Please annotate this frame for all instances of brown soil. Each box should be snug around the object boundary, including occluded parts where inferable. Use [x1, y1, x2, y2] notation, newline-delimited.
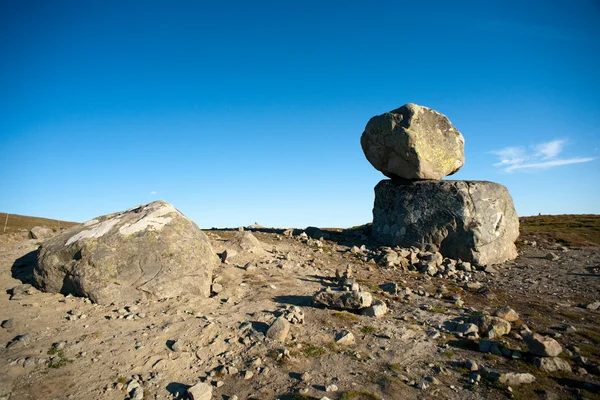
[0, 216, 599, 400]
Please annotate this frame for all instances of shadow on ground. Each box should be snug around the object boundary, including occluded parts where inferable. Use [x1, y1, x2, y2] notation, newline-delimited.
[165, 382, 190, 400]
[11, 249, 38, 284]
[273, 295, 314, 307]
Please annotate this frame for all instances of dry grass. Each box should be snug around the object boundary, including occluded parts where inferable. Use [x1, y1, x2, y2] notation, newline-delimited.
[519, 214, 600, 247]
[0, 212, 78, 235]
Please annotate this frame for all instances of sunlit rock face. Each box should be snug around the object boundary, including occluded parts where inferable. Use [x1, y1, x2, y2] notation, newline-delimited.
[360, 103, 465, 180]
[372, 179, 519, 266]
[35, 201, 219, 304]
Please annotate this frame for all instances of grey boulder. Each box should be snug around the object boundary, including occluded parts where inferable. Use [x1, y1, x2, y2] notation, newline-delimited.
[34, 201, 219, 304]
[360, 103, 465, 180]
[313, 288, 373, 310]
[372, 179, 519, 266]
[224, 231, 266, 259]
[29, 226, 55, 240]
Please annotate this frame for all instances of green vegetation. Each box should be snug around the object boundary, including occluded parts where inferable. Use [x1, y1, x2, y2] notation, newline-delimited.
[360, 326, 376, 335]
[429, 305, 448, 314]
[578, 329, 600, 344]
[302, 344, 327, 358]
[442, 350, 455, 358]
[333, 311, 359, 322]
[341, 391, 382, 400]
[519, 214, 600, 246]
[46, 348, 70, 369]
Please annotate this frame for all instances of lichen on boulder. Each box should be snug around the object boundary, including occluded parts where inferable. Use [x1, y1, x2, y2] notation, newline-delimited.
[34, 201, 219, 304]
[360, 103, 465, 180]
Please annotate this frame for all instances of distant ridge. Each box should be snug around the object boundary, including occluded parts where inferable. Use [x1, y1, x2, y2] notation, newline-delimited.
[0, 212, 79, 235]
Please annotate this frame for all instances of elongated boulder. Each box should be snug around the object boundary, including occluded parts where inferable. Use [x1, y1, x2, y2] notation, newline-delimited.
[372, 180, 519, 265]
[34, 201, 219, 304]
[313, 288, 373, 310]
[361, 103, 465, 180]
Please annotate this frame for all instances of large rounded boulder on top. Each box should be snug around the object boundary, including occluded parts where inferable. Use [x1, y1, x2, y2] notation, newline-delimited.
[372, 180, 519, 266]
[34, 201, 219, 304]
[360, 103, 465, 180]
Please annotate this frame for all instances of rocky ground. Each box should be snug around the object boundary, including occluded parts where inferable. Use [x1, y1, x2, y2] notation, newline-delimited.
[1, 223, 599, 400]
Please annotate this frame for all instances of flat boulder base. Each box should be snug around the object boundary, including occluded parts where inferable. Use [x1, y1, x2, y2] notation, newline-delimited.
[372, 180, 519, 266]
[360, 103, 465, 180]
[34, 201, 220, 305]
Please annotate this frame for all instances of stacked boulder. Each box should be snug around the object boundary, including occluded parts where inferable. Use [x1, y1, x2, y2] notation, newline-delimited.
[361, 103, 519, 265]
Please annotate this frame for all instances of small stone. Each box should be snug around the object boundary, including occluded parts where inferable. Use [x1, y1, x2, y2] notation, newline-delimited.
[361, 300, 387, 318]
[243, 370, 254, 380]
[187, 382, 212, 400]
[215, 380, 224, 388]
[455, 323, 478, 335]
[465, 360, 479, 372]
[335, 330, 356, 345]
[545, 252, 559, 261]
[491, 371, 536, 386]
[494, 306, 520, 322]
[266, 316, 290, 342]
[524, 333, 562, 357]
[171, 340, 184, 352]
[211, 283, 223, 294]
[130, 387, 144, 400]
[325, 384, 338, 392]
[533, 357, 572, 372]
[300, 372, 311, 382]
[585, 301, 600, 311]
[475, 315, 511, 339]
[1, 319, 15, 329]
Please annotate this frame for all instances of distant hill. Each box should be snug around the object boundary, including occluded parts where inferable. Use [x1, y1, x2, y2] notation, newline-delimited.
[0, 212, 79, 235]
[519, 214, 600, 247]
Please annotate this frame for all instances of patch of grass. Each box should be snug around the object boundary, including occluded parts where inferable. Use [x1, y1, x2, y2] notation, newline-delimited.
[290, 395, 318, 400]
[429, 305, 447, 314]
[48, 358, 69, 369]
[326, 342, 343, 353]
[484, 353, 499, 361]
[558, 309, 583, 321]
[47, 347, 59, 356]
[387, 363, 403, 374]
[519, 214, 600, 247]
[578, 343, 600, 358]
[341, 391, 382, 400]
[454, 366, 471, 374]
[442, 350, 455, 358]
[46, 348, 70, 369]
[116, 377, 128, 385]
[360, 326, 376, 335]
[333, 311, 359, 322]
[302, 344, 327, 358]
[578, 329, 600, 344]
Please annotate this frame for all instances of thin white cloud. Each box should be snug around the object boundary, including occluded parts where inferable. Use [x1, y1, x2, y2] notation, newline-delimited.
[150, 191, 157, 195]
[505, 157, 595, 172]
[534, 139, 566, 159]
[492, 139, 595, 173]
[492, 146, 526, 167]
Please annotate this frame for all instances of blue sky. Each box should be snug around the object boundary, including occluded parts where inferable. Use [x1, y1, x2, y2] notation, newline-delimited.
[1, 0, 599, 228]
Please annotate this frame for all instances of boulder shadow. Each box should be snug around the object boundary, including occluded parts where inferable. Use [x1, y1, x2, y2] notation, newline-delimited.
[11, 249, 39, 285]
[273, 295, 314, 307]
[165, 382, 190, 399]
[552, 377, 599, 394]
[250, 321, 270, 334]
[276, 394, 319, 400]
